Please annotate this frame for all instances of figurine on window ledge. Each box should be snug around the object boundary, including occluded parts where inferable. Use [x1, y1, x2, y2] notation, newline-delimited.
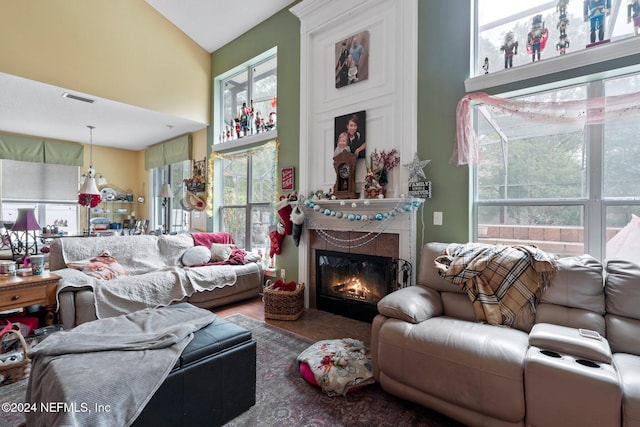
[500, 31, 518, 69]
[584, 0, 611, 44]
[628, 0, 640, 35]
[527, 14, 549, 62]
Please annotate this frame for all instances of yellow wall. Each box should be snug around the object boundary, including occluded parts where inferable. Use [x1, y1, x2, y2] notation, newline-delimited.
[0, 0, 211, 124]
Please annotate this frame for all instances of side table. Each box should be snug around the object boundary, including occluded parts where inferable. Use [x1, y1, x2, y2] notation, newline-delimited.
[0, 271, 60, 326]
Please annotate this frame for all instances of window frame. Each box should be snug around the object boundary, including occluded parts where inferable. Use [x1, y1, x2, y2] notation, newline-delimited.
[470, 3, 640, 259]
[150, 160, 191, 234]
[212, 49, 278, 253]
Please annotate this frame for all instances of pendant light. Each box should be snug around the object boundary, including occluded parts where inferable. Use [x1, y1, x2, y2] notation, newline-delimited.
[78, 125, 102, 208]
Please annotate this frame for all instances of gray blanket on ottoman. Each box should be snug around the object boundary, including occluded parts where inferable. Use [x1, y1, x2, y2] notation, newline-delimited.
[25, 304, 215, 427]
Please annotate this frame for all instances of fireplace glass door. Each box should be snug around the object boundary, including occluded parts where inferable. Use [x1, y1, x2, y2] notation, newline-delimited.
[316, 250, 393, 322]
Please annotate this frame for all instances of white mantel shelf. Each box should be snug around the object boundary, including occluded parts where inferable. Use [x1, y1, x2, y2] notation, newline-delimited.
[300, 197, 424, 233]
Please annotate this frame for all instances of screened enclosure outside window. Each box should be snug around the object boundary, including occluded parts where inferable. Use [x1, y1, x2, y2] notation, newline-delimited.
[473, 75, 640, 259]
[220, 144, 276, 252]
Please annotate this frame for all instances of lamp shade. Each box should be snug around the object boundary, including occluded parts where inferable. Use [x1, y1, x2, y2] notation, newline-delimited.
[79, 177, 100, 196]
[11, 209, 41, 232]
[158, 183, 174, 199]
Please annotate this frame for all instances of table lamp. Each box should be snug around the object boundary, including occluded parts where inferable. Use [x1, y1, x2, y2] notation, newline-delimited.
[10, 208, 41, 263]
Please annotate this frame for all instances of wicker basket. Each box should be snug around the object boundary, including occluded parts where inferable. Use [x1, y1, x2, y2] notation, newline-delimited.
[0, 324, 31, 386]
[263, 281, 305, 321]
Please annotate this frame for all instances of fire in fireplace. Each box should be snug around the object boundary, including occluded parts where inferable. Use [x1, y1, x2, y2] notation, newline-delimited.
[315, 250, 394, 323]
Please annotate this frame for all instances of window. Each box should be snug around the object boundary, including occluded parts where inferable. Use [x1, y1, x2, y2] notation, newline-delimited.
[217, 52, 277, 144]
[213, 50, 278, 254]
[219, 143, 276, 251]
[476, 0, 634, 77]
[150, 161, 191, 234]
[1, 160, 79, 233]
[471, 3, 640, 260]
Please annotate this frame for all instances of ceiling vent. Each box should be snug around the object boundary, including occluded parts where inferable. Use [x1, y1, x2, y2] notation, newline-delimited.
[62, 92, 95, 104]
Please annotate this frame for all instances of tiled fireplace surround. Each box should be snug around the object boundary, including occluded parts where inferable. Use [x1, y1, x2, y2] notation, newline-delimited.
[299, 198, 418, 312]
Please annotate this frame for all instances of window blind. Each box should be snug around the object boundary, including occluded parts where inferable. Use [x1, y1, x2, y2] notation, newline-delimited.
[1, 160, 79, 202]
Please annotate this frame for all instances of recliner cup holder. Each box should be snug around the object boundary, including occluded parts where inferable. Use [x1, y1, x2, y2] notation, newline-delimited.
[540, 349, 561, 358]
[575, 359, 600, 368]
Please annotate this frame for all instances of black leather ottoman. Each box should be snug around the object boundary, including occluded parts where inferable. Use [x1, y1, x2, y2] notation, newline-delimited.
[133, 315, 256, 427]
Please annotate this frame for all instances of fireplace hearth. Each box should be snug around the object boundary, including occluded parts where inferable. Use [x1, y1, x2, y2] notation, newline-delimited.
[316, 250, 394, 323]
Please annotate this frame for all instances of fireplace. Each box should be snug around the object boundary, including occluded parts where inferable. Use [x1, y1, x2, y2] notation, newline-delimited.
[315, 250, 394, 323]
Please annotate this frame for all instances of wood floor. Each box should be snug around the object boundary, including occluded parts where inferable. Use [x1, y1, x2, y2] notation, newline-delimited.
[211, 296, 373, 347]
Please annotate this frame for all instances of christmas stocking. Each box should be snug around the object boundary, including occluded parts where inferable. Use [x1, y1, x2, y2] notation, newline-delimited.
[269, 229, 285, 258]
[275, 197, 293, 235]
[290, 206, 305, 246]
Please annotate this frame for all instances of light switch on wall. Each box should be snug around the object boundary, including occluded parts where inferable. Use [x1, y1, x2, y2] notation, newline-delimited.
[434, 211, 443, 226]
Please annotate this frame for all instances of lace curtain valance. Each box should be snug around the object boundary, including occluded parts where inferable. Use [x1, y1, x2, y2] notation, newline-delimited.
[453, 91, 640, 166]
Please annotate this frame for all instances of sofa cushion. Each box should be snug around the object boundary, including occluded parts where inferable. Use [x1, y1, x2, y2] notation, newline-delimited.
[210, 243, 235, 262]
[159, 234, 195, 266]
[67, 251, 128, 280]
[377, 285, 442, 323]
[376, 316, 529, 423]
[182, 246, 212, 267]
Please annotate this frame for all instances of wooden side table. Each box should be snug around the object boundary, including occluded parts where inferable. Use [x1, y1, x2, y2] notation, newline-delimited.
[0, 271, 60, 326]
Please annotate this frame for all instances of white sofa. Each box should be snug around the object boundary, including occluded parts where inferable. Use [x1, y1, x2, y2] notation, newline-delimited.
[51, 233, 263, 328]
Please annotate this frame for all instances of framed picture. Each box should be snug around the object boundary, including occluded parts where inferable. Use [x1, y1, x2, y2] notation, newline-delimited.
[335, 30, 370, 89]
[334, 110, 366, 159]
[281, 167, 295, 191]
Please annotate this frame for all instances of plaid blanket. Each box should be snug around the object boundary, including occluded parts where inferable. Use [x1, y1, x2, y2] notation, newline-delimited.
[434, 243, 558, 327]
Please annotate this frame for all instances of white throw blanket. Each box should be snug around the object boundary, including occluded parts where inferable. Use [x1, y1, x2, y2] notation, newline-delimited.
[26, 304, 216, 427]
[55, 265, 237, 319]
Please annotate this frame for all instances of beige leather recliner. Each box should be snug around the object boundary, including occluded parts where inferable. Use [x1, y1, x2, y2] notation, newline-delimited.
[371, 242, 633, 427]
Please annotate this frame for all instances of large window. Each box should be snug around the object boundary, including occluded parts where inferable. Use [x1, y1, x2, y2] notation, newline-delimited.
[472, 3, 640, 260]
[1, 160, 78, 234]
[219, 144, 276, 251]
[476, 0, 635, 77]
[150, 161, 191, 234]
[217, 52, 277, 143]
[213, 50, 278, 254]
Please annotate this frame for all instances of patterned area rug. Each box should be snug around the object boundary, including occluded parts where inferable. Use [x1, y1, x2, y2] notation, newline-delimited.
[223, 314, 464, 427]
[0, 314, 464, 427]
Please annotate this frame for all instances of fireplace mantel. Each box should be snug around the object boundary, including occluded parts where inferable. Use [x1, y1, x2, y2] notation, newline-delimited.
[299, 197, 423, 233]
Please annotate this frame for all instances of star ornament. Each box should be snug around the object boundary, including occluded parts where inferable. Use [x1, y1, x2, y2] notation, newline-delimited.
[404, 153, 430, 182]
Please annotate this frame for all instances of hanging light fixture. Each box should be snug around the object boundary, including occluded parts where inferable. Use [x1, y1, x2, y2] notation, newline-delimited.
[78, 125, 102, 208]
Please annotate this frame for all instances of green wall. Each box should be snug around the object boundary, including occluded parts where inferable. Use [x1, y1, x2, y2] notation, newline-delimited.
[209, 3, 301, 280]
[209, 0, 472, 279]
[417, 0, 471, 245]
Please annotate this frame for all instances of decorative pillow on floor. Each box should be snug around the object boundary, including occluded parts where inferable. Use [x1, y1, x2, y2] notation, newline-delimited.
[297, 338, 375, 396]
[67, 251, 128, 280]
[182, 245, 212, 266]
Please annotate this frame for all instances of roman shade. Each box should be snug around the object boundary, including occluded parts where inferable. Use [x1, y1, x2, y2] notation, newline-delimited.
[0, 134, 83, 166]
[1, 159, 79, 202]
[145, 135, 192, 170]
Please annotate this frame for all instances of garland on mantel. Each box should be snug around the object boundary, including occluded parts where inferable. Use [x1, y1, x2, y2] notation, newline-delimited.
[300, 196, 424, 249]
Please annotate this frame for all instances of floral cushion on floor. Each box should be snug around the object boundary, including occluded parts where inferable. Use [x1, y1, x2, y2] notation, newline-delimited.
[297, 338, 374, 396]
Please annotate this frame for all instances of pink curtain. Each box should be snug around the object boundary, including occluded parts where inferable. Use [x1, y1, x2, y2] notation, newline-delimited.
[453, 91, 640, 166]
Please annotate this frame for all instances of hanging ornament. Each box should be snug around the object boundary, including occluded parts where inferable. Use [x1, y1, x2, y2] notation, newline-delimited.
[403, 153, 430, 183]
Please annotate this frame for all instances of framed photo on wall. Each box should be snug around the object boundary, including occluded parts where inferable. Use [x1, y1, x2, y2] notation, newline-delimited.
[334, 110, 366, 159]
[335, 30, 370, 89]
